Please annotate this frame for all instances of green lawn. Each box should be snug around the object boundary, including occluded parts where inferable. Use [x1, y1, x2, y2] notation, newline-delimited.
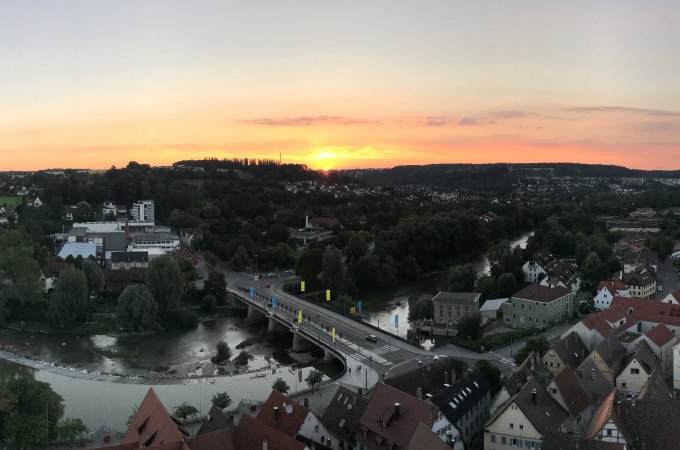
[0, 196, 21, 210]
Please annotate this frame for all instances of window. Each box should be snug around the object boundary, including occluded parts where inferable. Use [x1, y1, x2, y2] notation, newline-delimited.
[631, 368, 640, 374]
[490, 434, 497, 443]
[510, 423, 514, 429]
[606, 429, 612, 437]
[519, 425, 524, 430]
[512, 438, 518, 446]
[502, 437, 507, 445]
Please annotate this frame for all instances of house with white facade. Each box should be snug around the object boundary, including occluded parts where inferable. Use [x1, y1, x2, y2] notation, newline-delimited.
[429, 371, 491, 450]
[621, 250, 658, 274]
[484, 378, 568, 450]
[594, 280, 630, 310]
[663, 290, 680, 304]
[546, 366, 593, 436]
[522, 249, 581, 292]
[615, 340, 660, 397]
[624, 268, 656, 299]
[542, 331, 589, 375]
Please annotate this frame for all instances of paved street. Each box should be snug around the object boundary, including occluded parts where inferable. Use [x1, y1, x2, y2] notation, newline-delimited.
[655, 260, 680, 300]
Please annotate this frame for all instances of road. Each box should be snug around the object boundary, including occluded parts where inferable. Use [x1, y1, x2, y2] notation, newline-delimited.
[212, 262, 576, 383]
[654, 260, 680, 300]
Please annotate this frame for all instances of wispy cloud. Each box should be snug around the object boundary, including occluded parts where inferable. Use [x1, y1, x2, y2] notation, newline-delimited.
[240, 116, 377, 126]
[424, 116, 450, 127]
[566, 106, 680, 117]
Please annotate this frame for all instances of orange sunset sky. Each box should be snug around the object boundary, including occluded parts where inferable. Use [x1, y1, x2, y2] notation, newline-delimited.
[1, 1, 680, 171]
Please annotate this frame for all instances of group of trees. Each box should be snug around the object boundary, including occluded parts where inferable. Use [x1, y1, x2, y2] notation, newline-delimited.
[0, 376, 88, 448]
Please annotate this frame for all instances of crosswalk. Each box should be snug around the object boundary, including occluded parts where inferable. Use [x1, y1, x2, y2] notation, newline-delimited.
[499, 357, 516, 366]
[350, 352, 368, 361]
[382, 344, 400, 352]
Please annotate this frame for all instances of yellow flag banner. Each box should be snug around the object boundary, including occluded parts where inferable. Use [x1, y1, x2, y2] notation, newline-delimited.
[332, 327, 336, 342]
[326, 289, 331, 301]
[349, 307, 356, 314]
[297, 310, 302, 324]
[300, 281, 305, 292]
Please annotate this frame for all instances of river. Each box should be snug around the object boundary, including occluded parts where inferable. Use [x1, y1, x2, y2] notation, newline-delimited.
[0, 232, 533, 433]
[361, 231, 534, 339]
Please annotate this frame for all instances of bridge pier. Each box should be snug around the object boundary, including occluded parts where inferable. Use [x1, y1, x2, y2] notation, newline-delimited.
[292, 331, 316, 353]
[246, 305, 266, 323]
[323, 349, 335, 362]
[268, 316, 287, 333]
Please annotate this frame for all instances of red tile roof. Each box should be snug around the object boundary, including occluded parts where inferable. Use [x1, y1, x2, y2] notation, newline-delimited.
[186, 428, 233, 450]
[611, 296, 680, 327]
[404, 422, 452, 450]
[512, 283, 572, 303]
[553, 366, 592, 416]
[359, 382, 440, 450]
[122, 388, 187, 448]
[256, 390, 309, 438]
[232, 415, 305, 450]
[581, 304, 632, 338]
[597, 280, 627, 293]
[586, 390, 620, 439]
[645, 323, 675, 347]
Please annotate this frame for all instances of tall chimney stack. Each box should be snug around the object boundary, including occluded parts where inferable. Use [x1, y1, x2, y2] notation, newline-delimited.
[394, 403, 401, 419]
[273, 406, 279, 422]
[416, 387, 423, 400]
[532, 389, 537, 405]
[262, 439, 268, 450]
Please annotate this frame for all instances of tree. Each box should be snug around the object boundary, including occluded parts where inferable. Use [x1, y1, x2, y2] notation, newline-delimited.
[265, 224, 290, 245]
[116, 285, 160, 332]
[176, 257, 198, 282]
[173, 403, 199, 420]
[320, 247, 346, 292]
[295, 247, 323, 285]
[647, 235, 674, 259]
[305, 370, 324, 390]
[211, 392, 232, 410]
[447, 264, 477, 292]
[475, 276, 497, 301]
[48, 267, 89, 328]
[82, 258, 104, 292]
[475, 360, 503, 395]
[55, 418, 89, 444]
[496, 272, 520, 297]
[230, 246, 251, 270]
[0, 245, 43, 308]
[233, 351, 251, 366]
[202, 294, 217, 313]
[211, 341, 231, 364]
[272, 378, 290, 394]
[203, 271, 226, 302]
[514, 337, 550, 365]
[345, 234, 368, 262]
[147, 255, 185, 313]
[458, 313, 482, 340]
[408, 296, 434, 321]
[2, 377, 66, 447]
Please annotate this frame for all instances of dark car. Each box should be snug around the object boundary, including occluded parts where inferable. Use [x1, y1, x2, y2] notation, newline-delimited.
[366, 334, 378, 343]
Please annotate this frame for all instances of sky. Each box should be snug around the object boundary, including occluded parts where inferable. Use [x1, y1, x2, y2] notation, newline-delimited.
[1, 1, 680, 171]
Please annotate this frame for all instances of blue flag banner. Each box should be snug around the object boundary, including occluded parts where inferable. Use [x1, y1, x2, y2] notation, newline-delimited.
[394, 314, 399, 328]
[249, 287, 254, 297]
[357, 301, 362, 313]
[272, 297, 277, 309]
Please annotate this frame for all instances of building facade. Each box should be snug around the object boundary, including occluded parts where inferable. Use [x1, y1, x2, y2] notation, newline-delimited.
[502, 284, 574, 329]
[131, 200, 155, 223]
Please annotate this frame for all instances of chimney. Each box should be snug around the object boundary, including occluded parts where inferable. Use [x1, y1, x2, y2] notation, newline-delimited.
[305, 215, 309, 228]
[532, 389, 537, 405]
[358, 387, 363, 397]
[444, 371, 448, 385]
[303, 398, 309, 407]
[262, 439, 268, 450]
[273, 406, 279, 422]
[416, 387, 423, 400]
[591, 368, 595, 380]
[394, 403, 401, 419]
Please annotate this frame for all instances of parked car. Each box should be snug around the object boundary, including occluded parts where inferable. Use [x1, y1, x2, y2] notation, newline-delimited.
[365, 334, 378, 343]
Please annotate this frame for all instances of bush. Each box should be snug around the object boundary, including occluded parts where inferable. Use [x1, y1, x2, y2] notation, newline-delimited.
[166, 309, 199, 328]
[202, 295, 217, 313]
[233, 351, 251, 366]
[211, 341, 231, 364]
[272, 378, 290, 394]
[211, 392, 232, 409]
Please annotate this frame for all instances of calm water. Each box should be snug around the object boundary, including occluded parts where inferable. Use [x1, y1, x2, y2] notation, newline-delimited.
[0, 357, 326, 432]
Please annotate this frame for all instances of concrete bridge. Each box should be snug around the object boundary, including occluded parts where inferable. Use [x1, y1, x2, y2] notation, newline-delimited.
[227, 275, 434, 390]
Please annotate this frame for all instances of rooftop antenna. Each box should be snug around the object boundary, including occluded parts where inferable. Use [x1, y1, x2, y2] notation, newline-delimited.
[279, 151, 282, 165]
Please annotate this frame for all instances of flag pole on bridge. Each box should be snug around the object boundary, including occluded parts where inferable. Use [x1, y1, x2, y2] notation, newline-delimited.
[298, 310, 302, 324]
